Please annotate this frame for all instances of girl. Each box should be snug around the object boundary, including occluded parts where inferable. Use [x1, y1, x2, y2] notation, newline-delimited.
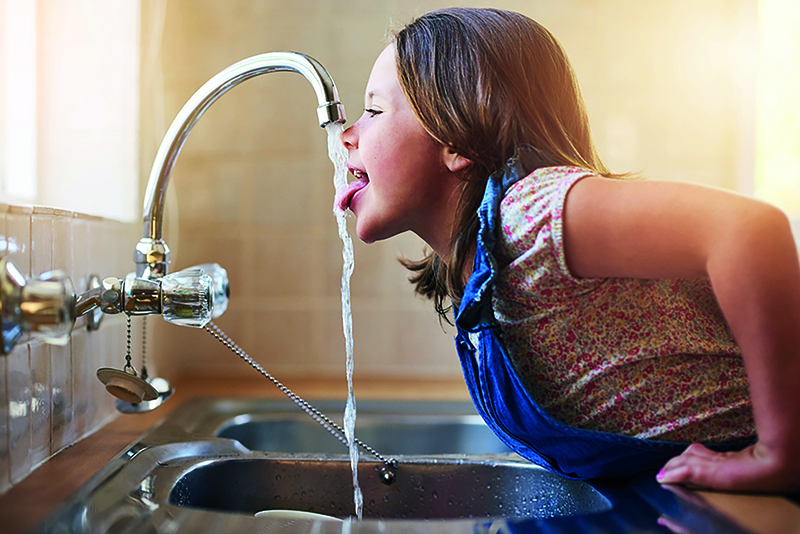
[337, 7, 800, 493]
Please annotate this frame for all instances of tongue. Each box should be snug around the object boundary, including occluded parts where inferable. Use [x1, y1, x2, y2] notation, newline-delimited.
[336, 178, 368, 211]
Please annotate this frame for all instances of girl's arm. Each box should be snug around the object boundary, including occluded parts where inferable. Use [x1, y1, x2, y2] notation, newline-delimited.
[562, 177, 800, 492]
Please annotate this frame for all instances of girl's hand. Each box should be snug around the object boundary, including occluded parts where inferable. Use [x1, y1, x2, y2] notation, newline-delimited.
[657, 443, 800, 493]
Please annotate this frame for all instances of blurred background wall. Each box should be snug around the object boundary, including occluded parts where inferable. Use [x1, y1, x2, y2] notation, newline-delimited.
[137, 0, 774, 382]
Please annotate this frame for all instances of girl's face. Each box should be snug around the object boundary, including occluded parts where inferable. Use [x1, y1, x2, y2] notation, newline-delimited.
[339, 45, 463, 254]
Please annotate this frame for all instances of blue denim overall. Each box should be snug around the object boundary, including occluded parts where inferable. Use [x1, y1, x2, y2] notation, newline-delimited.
[454, 146, 751, 480]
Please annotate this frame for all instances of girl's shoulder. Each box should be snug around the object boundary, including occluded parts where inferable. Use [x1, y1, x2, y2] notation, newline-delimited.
[497, 166, 596, 271]
[501, 165, 595, 219]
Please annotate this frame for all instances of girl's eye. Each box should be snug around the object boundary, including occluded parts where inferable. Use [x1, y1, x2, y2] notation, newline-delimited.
[365, 108, 382, 117]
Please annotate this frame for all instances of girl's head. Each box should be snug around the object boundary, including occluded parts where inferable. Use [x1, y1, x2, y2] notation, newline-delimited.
[393, 7, 607, 180]
[344, 8, 608, 320]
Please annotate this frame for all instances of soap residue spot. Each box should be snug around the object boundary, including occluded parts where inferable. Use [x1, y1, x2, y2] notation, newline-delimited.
[327, 122, 363, 520]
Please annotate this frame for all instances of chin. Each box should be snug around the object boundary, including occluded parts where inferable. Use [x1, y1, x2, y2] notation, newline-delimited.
[354, 218, 396, 245]
[354, 220, 377, 244]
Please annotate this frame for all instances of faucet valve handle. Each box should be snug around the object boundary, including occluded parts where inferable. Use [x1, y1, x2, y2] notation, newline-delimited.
[0, 257, 76, 353]
[22, 269, 76, 345]
[76, 267, 223, 328]
[184, 263, 229, 318]
[160, 269, 214, 327]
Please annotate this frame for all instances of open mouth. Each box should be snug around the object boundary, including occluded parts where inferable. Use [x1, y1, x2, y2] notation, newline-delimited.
[336, 168, 370, 211]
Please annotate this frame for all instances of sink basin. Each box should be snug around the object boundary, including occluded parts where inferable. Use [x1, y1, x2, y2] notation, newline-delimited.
[32, 397, 755, 533]
[169, 456, 609, 520]
[173, 400, 608, 520]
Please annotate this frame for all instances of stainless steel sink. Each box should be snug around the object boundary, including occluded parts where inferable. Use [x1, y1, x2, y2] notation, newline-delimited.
[32, 397, 754, 533]
[168, 456, 608, 520]
[164, 398, 611, 520]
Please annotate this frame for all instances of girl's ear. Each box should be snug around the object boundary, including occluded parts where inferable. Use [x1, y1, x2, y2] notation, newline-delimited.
[442, 145, 472, 173]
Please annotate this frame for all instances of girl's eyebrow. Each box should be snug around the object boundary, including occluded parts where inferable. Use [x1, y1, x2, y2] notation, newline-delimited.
[366, 90, 390, 103]
[365, 90, 380, 107]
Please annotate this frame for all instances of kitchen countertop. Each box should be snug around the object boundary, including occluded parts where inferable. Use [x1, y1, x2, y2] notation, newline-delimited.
[1, 375, 799, 533]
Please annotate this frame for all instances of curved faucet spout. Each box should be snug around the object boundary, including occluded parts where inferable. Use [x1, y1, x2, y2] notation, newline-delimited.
[136, 52, 346, 278]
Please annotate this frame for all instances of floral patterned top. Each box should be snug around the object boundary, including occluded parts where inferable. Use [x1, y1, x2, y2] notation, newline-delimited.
[492, 166, 755, 442]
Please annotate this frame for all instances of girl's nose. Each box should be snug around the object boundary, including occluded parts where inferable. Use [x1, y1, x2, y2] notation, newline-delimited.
[341, 123, 357, 149]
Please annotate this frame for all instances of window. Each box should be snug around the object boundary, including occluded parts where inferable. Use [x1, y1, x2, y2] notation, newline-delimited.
[0, 0, 37, 202]
[0, 0, 140, 222]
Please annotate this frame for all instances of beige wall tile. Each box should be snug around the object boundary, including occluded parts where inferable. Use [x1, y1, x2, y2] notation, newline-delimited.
[31, 207, 53, 275]
[6, 344, 31, 484]
[0, 354, 9, 493]
[6, 206, 32, 278]
[28, 342, 51, 470]
[69, 328, 90, 441]
[250, 235, 325, 298]
[50, 341, 73, 455]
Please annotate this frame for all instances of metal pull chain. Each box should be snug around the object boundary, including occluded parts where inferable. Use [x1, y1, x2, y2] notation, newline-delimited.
[203, 321, 398, 484]
[123, 314, 135, 374]
[140, 317, 149, 381]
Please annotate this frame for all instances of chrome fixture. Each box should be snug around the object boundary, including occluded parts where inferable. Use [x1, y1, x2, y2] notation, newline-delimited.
[75, 265, 228, 327]
[0, 257, 74, 354]
[135, 52, 346, 279]
[0, 257, 229, 355]
[85, 264, 228, 412]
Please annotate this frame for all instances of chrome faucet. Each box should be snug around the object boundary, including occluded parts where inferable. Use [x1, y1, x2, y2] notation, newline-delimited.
[0, 52, 342, 413]
[135, 52, 346, 279]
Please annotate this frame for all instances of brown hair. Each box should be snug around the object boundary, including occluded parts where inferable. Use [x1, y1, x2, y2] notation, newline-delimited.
[394, 8, 613, 322]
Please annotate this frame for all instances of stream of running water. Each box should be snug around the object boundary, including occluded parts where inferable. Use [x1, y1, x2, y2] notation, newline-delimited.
[327, 121, 363, 520]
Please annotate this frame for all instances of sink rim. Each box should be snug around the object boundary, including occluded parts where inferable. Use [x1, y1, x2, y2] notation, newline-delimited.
[213, 411, 517, 457]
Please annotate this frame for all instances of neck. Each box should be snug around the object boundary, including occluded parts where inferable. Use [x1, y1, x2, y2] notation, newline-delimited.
[415, 181, 464, 264]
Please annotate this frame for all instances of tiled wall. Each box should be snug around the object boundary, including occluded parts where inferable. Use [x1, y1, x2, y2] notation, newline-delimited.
[0, 204, 137, 494]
